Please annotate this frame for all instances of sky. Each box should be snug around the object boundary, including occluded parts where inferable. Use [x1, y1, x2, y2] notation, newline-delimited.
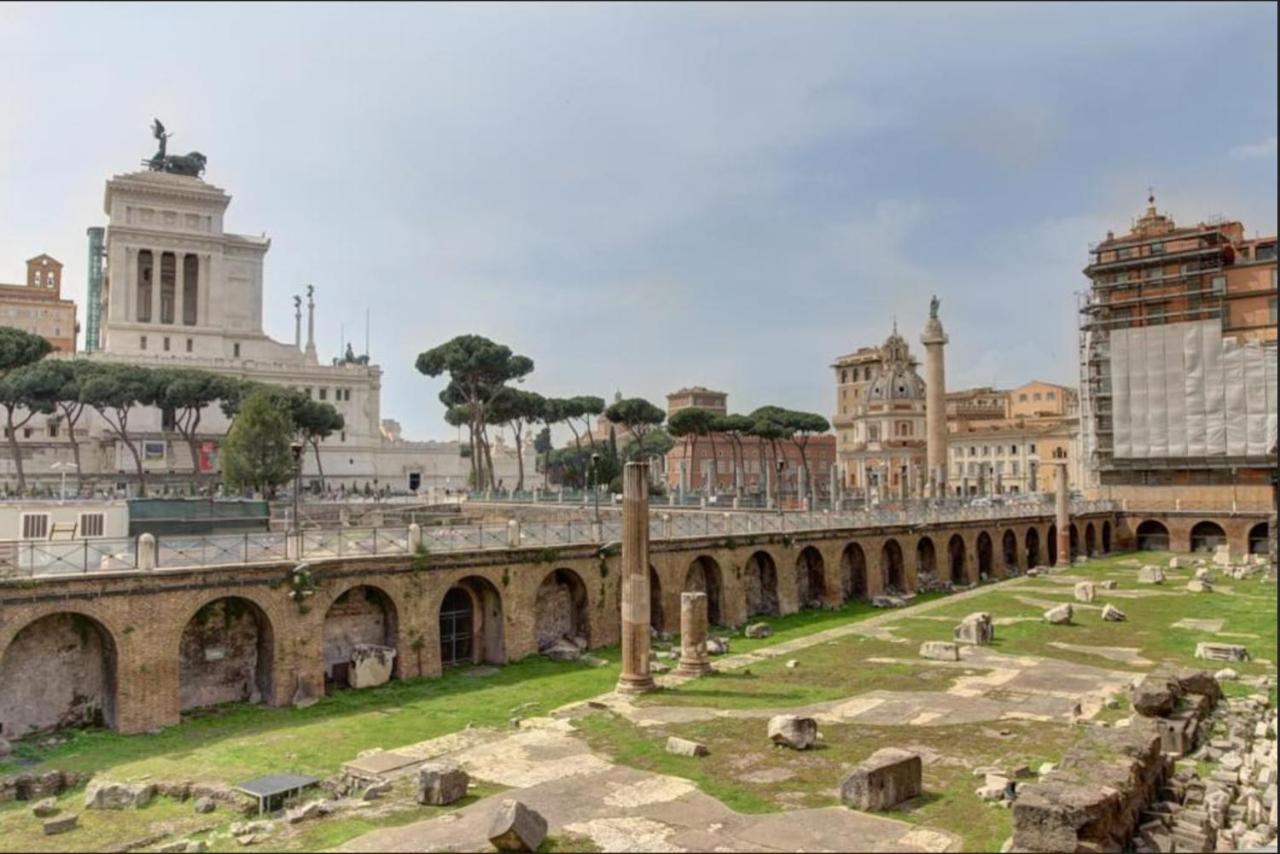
[1, 2, 1276, 442]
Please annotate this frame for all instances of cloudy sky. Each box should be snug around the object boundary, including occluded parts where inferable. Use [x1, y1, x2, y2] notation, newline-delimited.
[1, 2, 1275, 441]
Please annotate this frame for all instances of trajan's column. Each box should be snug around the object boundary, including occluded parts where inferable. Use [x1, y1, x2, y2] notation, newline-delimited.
[921, 296, 949, 497]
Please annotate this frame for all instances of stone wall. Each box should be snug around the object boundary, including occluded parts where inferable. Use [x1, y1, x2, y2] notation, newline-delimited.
[322, 586, 392, 682]
[0, 510, 1122, 736]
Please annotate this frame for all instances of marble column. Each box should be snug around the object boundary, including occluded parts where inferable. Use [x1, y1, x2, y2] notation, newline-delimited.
[1054, 461, 1070, 567]
[174, 254, 185, 328]
[921, 309, 949, 494]
[616, 461, 655, 694]
[675, 591, 713, 677]
[150, 248, 161, 323]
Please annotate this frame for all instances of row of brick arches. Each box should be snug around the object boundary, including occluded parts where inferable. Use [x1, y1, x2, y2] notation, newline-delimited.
[0, 519, 1120, 739]
[1134, 520, 1269, 554]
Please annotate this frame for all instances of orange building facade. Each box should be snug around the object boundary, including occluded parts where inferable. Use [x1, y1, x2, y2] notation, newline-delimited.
[0, 254, 78, 352]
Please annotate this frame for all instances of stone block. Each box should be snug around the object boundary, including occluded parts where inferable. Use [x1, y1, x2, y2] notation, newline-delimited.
[349, 644, 396, 689]
[767, 715, 818, 750]
[666, 737, 708, 757]
[1044, 604, 1072, 625]
[194, 796, 216, 814]
[706, 637, 729, 655]
[744, 622, 772, 639]
[1133, 673, 1182, 717]
[1074, 582, 1096, 603]
[1101, 580, 1118, 590]
[1186, 579, 1213, 593]
[284, 799, 329, 823]
[1196, 643, 1249, 663]
[1138, 566, 1166, 584]
[541, 639, 581, 662]
[920, 641, 960, 661]
[488, 798, 548, 852]
[1213, 545, 1233, 567]
[1102, 603, 1127, 622]
[416, 761, 470, 806]
[954, 612, 994, 645]
[85, 780, 154, 810]
[839, 748, 923, 811]
[42, 814, 77, 835]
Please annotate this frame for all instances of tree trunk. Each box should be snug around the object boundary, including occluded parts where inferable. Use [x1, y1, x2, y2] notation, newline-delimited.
[480, 423, 496, 490]
[310, 437, 326, 490]
[756, 439, 767, 498]
[5, 408, 26, 495]
[792, 437, 811, 506]
[513, 423, 525, 491]
[706, 431, 719, 496]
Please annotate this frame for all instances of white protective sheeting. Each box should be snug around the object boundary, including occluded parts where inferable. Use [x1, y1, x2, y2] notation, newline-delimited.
[1110, 319, 1277, 460]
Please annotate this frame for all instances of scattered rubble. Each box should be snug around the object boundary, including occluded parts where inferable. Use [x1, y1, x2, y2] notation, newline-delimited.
[666, 737, 709, 757]
[839, 748, 923, 811]
[1043, 604, 1073, 625]
[920, 641, 961, 661]
[1102, 603, 1127, 622]
[1195, 642, 1250, 663]
[767, 715, 819, 750]
[954, 612, 994, 646]
[488, 798, 548, 852]
[417, 762, 470, 806]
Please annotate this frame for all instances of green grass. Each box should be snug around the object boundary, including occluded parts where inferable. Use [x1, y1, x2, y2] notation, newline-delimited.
[1, 653, 625, 784]
[0, 789, 215, 853]
[640, 634, 966, 710]
[877, 551, 1277, 676]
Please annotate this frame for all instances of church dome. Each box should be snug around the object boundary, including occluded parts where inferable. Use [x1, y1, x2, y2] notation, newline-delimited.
[867, 332, 926, 402]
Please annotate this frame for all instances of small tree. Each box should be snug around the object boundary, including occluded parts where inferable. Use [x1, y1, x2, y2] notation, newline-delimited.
[293, 396, 344, 491]
[668, 407, 717, 493]
[490, 388, 545, 491]
[714, 413, 755, 495]
[156, 368, 236, 492]
[80, 363, 164, 496]
[0, 328, 53, 493]
[604, 397, 666, 446]
[220, 388, 296, 497]
[781, 409, 831, 502]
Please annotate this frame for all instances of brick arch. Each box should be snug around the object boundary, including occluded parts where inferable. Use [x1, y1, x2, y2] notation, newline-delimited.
[916, 536, 938, 581]
[1189, 520, 1227, 553]
[976, 530, 994, 579]
[946, 533, 967, 584]
[1025, 526, 1043, 568]
[743, 550, 781, 617]
[436, 574, 506, 666]
[794, 546, 827, 610]
[533, 567, 593, 650]
[0, 608, 120, 737]
[321, 584, 402, 688]
[176, 595, 277, 712]
[1084, 523, 1097, 557]
[1102, 520, 1112, 553]
[1002, 529, 1021, 574]
[1248, 521, 1269, 555]
[1135, 519, 1170, 551]
[685, 555, 726, 627]
[881, 538, 906, 593]
[840, 541, 869, 601]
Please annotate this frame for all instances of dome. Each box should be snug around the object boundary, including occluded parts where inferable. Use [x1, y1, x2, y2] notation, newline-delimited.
[866, 332, 926, 402]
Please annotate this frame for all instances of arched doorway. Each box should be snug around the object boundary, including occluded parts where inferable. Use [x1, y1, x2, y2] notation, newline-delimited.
[795, 547, 826, 609]
[686, 556, 724, 626]
[1002, 530, 1018, 574]
[0, 613, 117, 737]
[440, 577, 505, 666]
[1085, 523, 1096, 557]
[649, 566, 663, 631]
[535, 568, 591, 651]
[1047, 525, 1058, 565]
[1136, 520, 1170, 551]
[1248, 522, 1269, 555]
[976, 532, 993, 579]
[1102, 521, 1112, 553]
[1190, 521, 1227, 553]
[916, 537, 937, 580]
[179, 597, 274, 712]
[323, 585, 399, 690]
[947, 534, 967, 584]
[1069, 524, 1080, 559]
[744, 551, 780, 616]
[881, 539, 905, 592]
[1026, 528, 1041, 568]
[841, 543, 867, 601]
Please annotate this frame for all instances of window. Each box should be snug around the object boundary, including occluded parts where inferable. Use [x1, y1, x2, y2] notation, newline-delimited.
[340, 430, 346, 442]
[1151, 242, 1164, 254]
[1211, 275, 1226, 295]
[981, 446, 989, 456]
[1270, 297, 1278, 325]
[22, 427, 33, 439]
[79, 512, 105, 538]
[1011, 461, 1019, 476]
[319, 388, 327, 401]
[1010, 445, 1017, 454]
[161, 408, 176, 430]
[305, 387, 312, 398]
[233, 342, 241, 358]
[1033, 393, 1042, 401]
[1019, 393, 1028, 402]
[140, 335, 147, 350]
[1029, 444, 1037, 454]
[21, 513, 49, 540]
[1257, 243, 1277, 261]
[969, 446, 976, 456]
[163, 336, 170, 351]
[186, 338, 193, 353]
[1046, 391, 1056, 400]
[49, 423, 59, 438]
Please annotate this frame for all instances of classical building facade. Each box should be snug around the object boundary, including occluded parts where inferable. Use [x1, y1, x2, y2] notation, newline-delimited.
[1078, 195, 1277, 510]
[831, 328, 928, 499]
[0, 254, 78, 353]
[3, 147, 536, 495]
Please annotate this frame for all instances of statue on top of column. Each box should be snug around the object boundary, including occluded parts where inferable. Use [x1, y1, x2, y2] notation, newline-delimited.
[143, 119, 207, 178]
[929, 294, 941, 320]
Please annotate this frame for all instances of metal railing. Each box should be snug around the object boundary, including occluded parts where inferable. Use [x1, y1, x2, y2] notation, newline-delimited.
[1, 500, 1119, 578]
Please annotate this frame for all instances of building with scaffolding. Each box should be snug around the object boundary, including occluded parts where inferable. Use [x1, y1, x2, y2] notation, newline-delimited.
[1077, 195, 1277, 510]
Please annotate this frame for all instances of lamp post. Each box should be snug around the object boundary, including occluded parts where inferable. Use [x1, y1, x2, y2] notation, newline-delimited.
[590, 451, 601, 526]
[775, 458, 786, 515]
[289, 440, 305, 536]
[51, 461, 74, 504]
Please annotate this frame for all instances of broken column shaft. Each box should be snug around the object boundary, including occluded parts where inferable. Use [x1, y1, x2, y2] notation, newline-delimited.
[616, 461, 656, 694]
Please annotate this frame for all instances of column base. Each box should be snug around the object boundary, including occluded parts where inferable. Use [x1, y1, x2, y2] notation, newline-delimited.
[674, 660, 714, 678]
[615, 674, 657, 694]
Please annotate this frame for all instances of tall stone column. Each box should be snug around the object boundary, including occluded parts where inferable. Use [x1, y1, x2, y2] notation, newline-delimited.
[305, 285, 317, 361]
[675, 591, 712, 677]
[616, 461, 656, 694]
[922, 304, 949, 495]
[1054, 461, 1070, 567]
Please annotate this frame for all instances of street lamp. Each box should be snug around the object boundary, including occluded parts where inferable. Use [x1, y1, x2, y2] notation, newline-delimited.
[590, 452, 601, 526]
[775, 458, 786, 515]
[289, 440, 305, 535]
